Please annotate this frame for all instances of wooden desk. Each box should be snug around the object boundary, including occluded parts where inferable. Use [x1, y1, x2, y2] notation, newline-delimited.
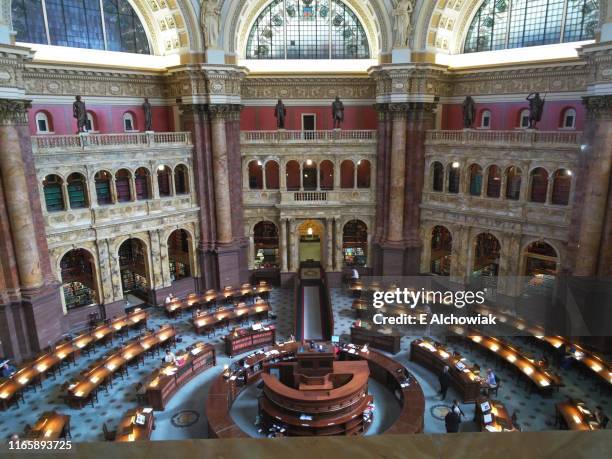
[351, 299, 368, 318]
[556, 400, 602, 431]
[224, 326, 276, 357]
[410, 339, 482, 403]
[193, 301, 270, 335]
[23, 411, 70, 440]
[114, 408, 154, 442]
[451, 326, 562, 394]
[474, 397, 516, 432]
[145, 342, 216, 410]
[350, 323, 401, 354]
[66, 325, 176, 408]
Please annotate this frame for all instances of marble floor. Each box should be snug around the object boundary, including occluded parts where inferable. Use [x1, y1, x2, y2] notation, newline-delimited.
[0, 286, 609, 442]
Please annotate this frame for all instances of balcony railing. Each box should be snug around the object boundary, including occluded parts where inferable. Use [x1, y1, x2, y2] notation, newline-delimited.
[32, 131, 192, 153]
[241, 130, 376, 143]
[426, 130, 582, 146]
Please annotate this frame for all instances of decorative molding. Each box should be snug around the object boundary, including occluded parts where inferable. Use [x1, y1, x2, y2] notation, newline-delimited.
[583, 95, 612, 120]
[241, 77, 375, 100]
[0, 99, 31, 125]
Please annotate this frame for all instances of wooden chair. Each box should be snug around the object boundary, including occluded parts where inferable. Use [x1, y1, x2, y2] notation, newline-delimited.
[488, 378, 501, 398]
[102, 422, 116, 441]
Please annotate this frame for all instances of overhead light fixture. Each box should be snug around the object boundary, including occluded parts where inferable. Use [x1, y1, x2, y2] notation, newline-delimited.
[452, 162, 460, 168]
[306, 159, 312, 166]
[307, 227, 313, 236]
[158, 165, 165, 171]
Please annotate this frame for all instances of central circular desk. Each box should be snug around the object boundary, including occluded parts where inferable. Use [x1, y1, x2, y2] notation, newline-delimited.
[205, 342, 425, 438]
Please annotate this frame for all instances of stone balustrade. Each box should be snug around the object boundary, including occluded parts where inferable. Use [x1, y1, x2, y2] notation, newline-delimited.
[240, 130, 377, 144]
[426, 130, 582, 146]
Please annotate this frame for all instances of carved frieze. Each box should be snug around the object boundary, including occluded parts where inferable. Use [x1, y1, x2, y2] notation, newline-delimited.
[241, 77, 375, 100]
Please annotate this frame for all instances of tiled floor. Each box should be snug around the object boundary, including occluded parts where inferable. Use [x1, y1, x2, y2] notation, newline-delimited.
[0, 287, 608, 441]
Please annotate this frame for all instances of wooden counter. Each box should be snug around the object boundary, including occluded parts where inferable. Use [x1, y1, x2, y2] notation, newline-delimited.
[145, 341, 216, 410]
[23, 411, 70, 440]
[474, 397, 517, 432]
[114, 408, 154, 442]
[556, 400, 603, 431]
[350, 323, 401, 354]
[193, 300, 270, 335]
[410, 339, 482, 403]
[224, 326, 276, 357]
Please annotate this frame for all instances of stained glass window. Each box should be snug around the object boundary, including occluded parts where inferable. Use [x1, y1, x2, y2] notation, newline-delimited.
[464, 0, 599, 53]
[12, 0, 150, 54]
[246, 0, 370, 59]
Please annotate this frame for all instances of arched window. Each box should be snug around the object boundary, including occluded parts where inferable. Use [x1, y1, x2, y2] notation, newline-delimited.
[286, 160, 300, 190]
[123, 112, 135, 132]
[303, 160, 317, 190]
[480, 110, 491, 129]
[486, 165, 501, 198]
[265, 161, 280, 189]
[468, 164, 483, 196]
[174, 165, 189, 195]
[319, 160, 334, 190]
[505, 166, 522, 200]
[254, 221, 279, 269]
[246, 0, 370, 59]
[431, 226, 452, 276]
[115, 169, 132, 202]
[464, 0, 599, 53]
[60, 249, 98, 310]
[35, 112, 51, 133]
[249, 160, 264, 189]
[67, 173, 88, 209]
[342, 220, 367, 267]
[473, 233, 501, 279]
[524, 241, 559, 279]
[134, 167, 150, 200]
[86, 112, 96, 132]
[562, 108, 576, 129]
[340, 160, 355, 188]
[168, 229, 192, 281]
[12, 0, 151, 54]
[551, 169, 572, 205]
[448, 162, 460, 193]
[118, 238, 149, 298]
[157, 165, 172, 197]
[43, 174, 64, 212]
[519, 109, 530, 129]
[356, 159, 371, 188]
[432, 162, 444, 192]
[530, 167, 549, 203]
[94, 171, 113, 205]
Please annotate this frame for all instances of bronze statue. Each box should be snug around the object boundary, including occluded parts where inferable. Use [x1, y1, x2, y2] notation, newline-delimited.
[526, 92, 545, 129]
[332, 96, 344, 129]
[274, 99, 286, 129]
[143, 98, 153, 131]
[73, 95, 87, 133]
[462, 96, 476, 129]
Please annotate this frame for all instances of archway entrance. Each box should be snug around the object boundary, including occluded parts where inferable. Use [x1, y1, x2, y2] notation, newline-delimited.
[472, 233, 501, 287]
[118, 238, 150, 301]
[60, 249, 98, 310]
[168, 229, 192, 282]
[524, 241, 558, 279]
[298, 219, 324, 264]
[431, 226, 452, 275]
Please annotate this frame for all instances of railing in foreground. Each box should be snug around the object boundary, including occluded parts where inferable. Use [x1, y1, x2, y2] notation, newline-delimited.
[241, 130, 376, 142]
[426, 130, 582, 145]
[32, 131, 192, 152]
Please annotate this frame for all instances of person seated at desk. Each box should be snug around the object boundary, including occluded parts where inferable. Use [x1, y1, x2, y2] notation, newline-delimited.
[163, 349, 176, 364]
[164, 294, 175, 304]
[595, 406, 609, 428]
[482, 368, 497, 395]
[351, 268, 360, 282]
[1, 360, 15, 378]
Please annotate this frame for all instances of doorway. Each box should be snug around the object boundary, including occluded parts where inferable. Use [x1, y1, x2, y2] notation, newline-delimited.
[298, 219, 323, 263]
[302, 114, 315, 139]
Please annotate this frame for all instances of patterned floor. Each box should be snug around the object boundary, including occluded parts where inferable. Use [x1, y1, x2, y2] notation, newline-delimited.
[0, 286, 609, 441]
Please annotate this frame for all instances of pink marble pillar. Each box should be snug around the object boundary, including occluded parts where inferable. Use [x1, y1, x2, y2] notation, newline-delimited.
[386, 104, 408, 243]
[209, 106, 233, 244]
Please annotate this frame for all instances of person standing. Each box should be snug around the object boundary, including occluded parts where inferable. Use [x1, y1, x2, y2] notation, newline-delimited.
[439, 365, 450, 400]
[445, 409, 460, 433]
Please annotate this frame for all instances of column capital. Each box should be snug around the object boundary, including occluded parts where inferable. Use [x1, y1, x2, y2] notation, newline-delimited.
[0, 99, 30, 125]
[583, 95, 612, 120]
[208, 104, 243, 121]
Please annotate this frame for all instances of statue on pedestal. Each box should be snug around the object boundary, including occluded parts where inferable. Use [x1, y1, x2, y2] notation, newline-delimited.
[462, 96, 476, 129]
[392, 0, 414, 47]
[73, 95, 87, 133]
[526, 92, 545, 129]
[332, 96, 344, 129]
[274, 99, 286, 129]
[200, 0, 220, 48]
[142, 97, 153, 131]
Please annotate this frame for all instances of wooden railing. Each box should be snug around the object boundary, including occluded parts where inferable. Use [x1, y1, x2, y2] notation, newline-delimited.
[241, 130, 376, 143]
[293, 192, 328, 202]
[32, 131, 192, 152]
[426, 130, 582, 145]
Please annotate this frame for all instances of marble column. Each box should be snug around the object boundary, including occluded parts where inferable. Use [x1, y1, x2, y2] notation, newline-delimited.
[387, 104, 408, 242]
[326, 218, 333, 271]
[151, 164, 160, 199]
[209, 106, 233, 244]
[248, 235, 255, 270]
[334, 216, 343, 271]
[129, 175, 137, 202]
[61, 182, 71, 210]
[280, 218, 288, 272]
[97, 239, 114, 304]
[158, 229, 171, 287]
[450, 226, 470, 285]
[289, 219, 298, 272]
[149, 230, 164, 289]
[574, 96, 612, 275]
[0, 100, 43, 290]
